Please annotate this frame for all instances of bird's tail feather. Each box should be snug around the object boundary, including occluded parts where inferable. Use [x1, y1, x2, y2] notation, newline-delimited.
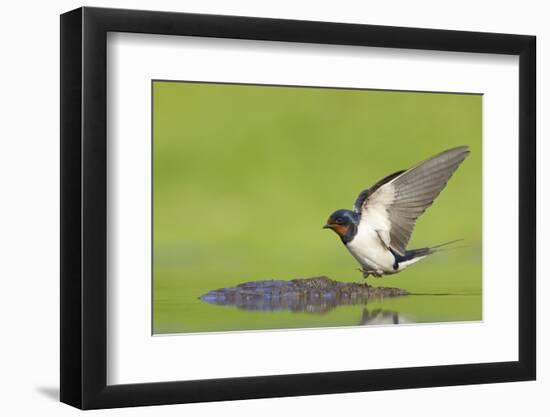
[429, 238, 464, 251]
[398, 239, 464, 262]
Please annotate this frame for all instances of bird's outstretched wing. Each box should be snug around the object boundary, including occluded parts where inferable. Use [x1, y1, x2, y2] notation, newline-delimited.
[353, 146, 470, 256]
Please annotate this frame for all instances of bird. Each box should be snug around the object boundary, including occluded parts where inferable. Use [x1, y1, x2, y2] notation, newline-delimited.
[323, 146, 470, 278]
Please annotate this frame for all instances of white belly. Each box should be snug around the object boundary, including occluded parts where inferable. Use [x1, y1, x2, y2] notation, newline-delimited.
[345, 223, 396, 273]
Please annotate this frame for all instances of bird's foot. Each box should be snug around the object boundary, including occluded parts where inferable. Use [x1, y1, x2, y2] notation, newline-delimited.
[356, 268, 371, 286]
[358, 267, 384, 278]
[357, 268, 370, 279]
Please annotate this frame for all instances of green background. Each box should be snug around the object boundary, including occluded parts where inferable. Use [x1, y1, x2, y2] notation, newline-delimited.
[153, 81, 482, 334]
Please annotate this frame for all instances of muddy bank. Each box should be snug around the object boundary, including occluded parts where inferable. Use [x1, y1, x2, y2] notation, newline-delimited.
[199, 276, 407, 314]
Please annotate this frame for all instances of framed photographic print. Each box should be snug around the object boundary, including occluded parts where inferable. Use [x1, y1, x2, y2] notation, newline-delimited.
[60, 6, 536, 409]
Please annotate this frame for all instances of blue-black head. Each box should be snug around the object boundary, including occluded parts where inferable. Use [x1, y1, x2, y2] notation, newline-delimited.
[323, 209, 359, 244]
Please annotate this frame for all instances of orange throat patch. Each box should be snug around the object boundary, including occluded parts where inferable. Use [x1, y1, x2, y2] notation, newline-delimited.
[329, 223, 349, 238]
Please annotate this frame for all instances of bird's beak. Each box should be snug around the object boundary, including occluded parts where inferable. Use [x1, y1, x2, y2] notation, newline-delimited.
[323, 223, 333, 229]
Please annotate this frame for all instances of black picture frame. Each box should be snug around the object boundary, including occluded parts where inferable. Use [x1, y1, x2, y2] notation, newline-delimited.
[60, 6, 536, 410]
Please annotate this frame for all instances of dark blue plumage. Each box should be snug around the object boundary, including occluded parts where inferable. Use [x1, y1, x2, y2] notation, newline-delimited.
[323, 209, 359, 244]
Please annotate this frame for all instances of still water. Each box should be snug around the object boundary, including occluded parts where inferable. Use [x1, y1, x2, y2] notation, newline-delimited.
[153, 280, 481, 334]
[153, 245, 482, 335]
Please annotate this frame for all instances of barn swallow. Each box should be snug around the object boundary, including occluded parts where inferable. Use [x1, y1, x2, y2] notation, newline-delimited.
[323, 146, 470, 278]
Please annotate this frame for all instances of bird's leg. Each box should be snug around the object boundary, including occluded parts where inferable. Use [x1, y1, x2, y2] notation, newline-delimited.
[357, 268, 369, 278]
[357, 268, 373, 287]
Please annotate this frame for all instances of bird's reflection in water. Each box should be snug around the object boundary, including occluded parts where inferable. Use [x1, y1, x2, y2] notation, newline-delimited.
[360, 308, 414, 325]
